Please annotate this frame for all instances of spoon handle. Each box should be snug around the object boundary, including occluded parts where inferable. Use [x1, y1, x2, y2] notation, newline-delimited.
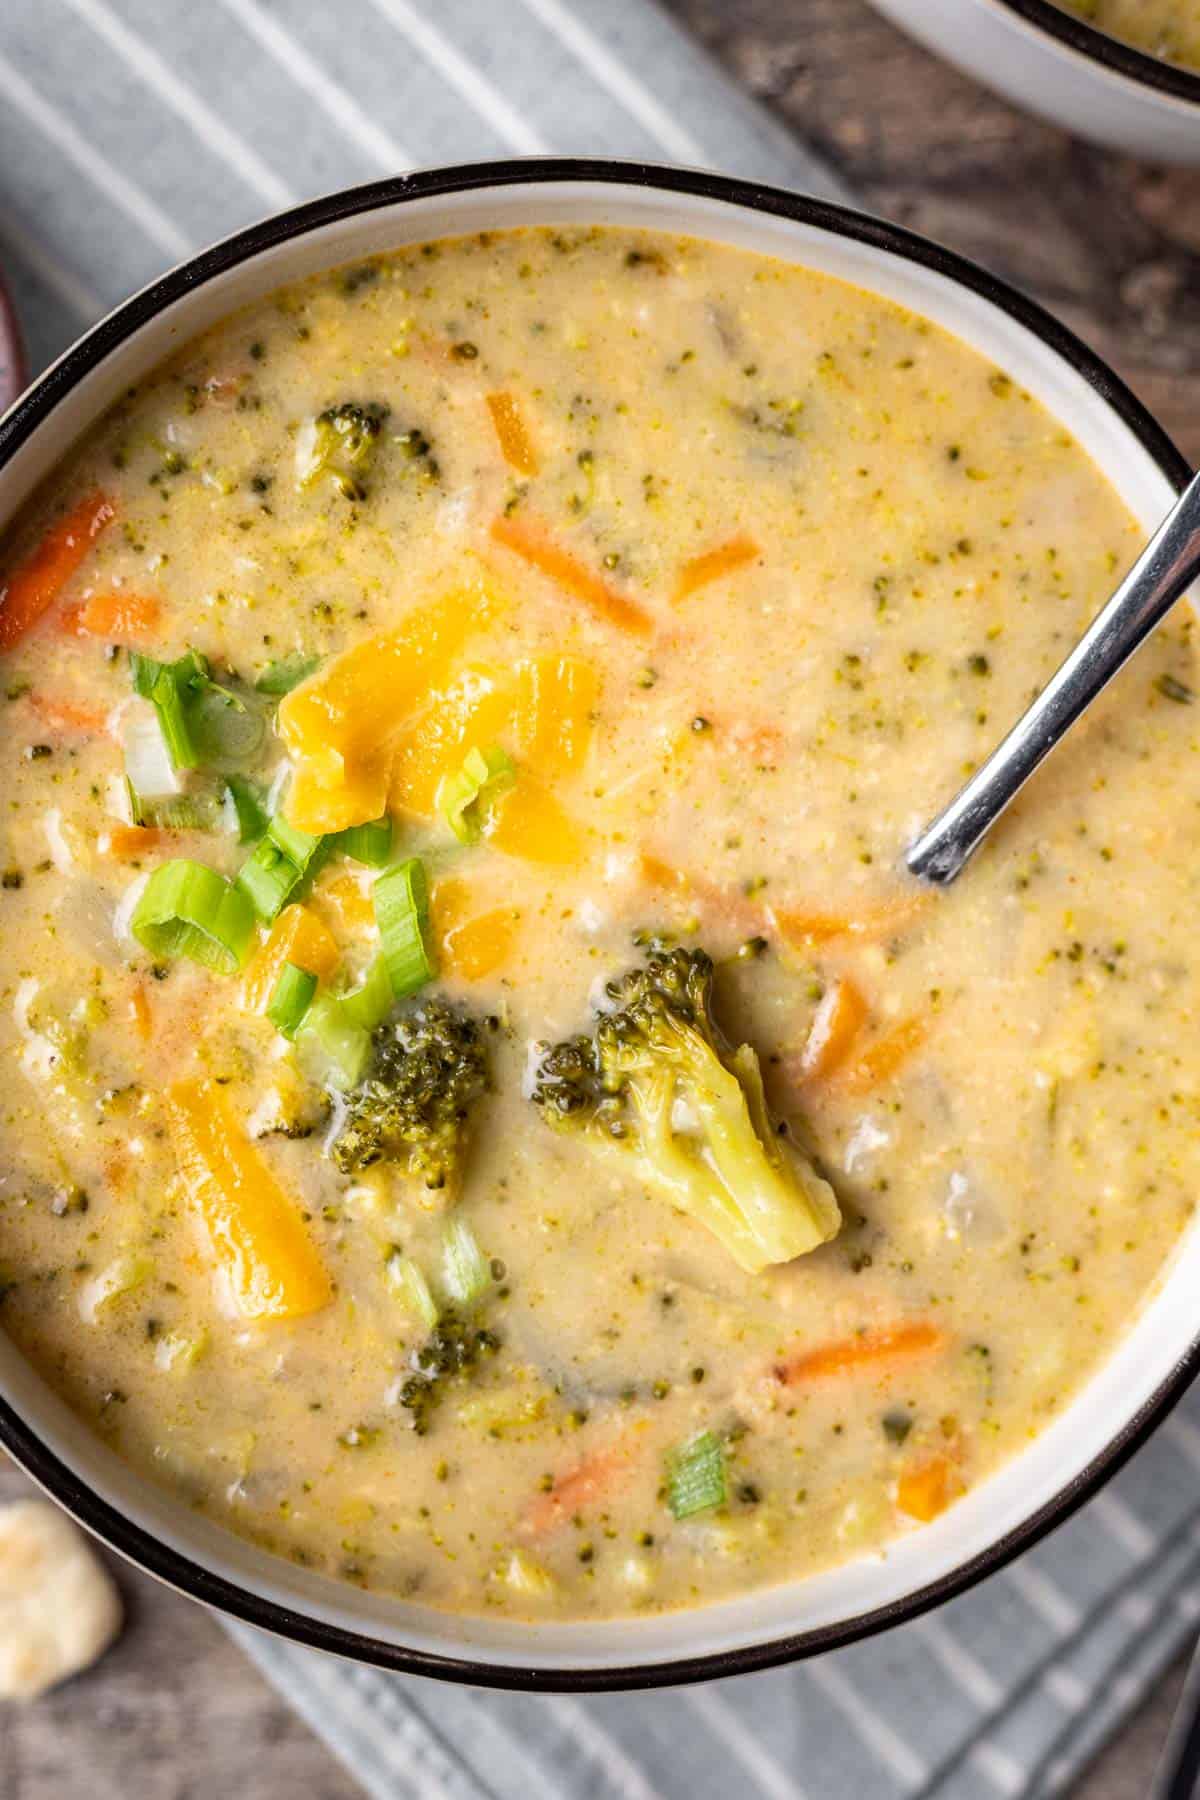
[907, 468, 1200, 885]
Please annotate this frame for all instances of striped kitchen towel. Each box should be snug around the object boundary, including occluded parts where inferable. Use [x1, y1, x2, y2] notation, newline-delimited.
[1, 1, 1196, 1795]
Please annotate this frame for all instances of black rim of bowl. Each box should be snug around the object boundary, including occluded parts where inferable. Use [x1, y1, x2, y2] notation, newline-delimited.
[0, 158, 1195, 1692]
[992, 0, 1200, 104]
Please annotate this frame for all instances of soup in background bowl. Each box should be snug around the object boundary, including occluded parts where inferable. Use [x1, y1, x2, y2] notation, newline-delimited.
[0, 164, 1196, 1685]
[1057, 0, 1200, 65]
[867, 0, 1200, 165]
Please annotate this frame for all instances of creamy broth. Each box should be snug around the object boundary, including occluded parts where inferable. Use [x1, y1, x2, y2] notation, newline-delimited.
[0, 227, 1196, 1622]
[1056, 0, 1200, 66]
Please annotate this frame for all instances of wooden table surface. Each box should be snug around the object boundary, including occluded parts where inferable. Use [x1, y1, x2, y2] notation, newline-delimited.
[3, 4, 1198, 1796]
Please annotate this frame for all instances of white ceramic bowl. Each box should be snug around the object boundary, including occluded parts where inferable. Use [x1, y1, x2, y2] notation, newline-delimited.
[868, 0, 1200, 163]
[0, 161, 1195, 1690]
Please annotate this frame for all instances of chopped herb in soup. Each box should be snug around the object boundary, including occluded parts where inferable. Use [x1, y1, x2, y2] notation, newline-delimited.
[1056, 0, 1200, 66]
[0, 227, 1196, 1620]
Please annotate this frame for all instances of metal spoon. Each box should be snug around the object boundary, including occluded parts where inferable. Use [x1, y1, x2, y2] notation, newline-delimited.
[907, 469, 1200, 886]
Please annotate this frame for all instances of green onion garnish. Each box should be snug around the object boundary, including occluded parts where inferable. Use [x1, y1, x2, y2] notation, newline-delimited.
[332, 813, 393, 867]
[188, 681, 265, 769]
[236, 814, 327, 921]
[386, 1250, 439, 1330]
[666, 1430, 727, 1520]
[131, 649, 264, 771]
[339, 953, 394, 1031]
[441, 1219, 491, 1306]
[374, 857, 436, 999]
[126, 783, 214, 832]
[255, 653, 321, 697]
[130, 859, 256, 975]
[294, 994, 370, 1091]
[131, 649, 206, 770]
[224, 775, 269, 844]
[266, 961, 318, 1038]
[436, 744, 516, 843]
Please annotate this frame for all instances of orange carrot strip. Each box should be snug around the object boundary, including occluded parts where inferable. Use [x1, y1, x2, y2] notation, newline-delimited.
[774, 1321, 946, 1387]
[74, 589, 162, 644]
[768, 893, 931, 948]
[830, 1016, 929, 1093]
[523, 1434, 636, 1537]
[486, 391, 540, 476]
[800, 977, 868, 1081]
[105, 825, 168, 857]
[897, 1456, 962, 1523]
[673, 533, 759, 604]
[0, 490, 116, 652]
[28, 693, 112, 737]
[130, 986, 153, 1041]
[489, 514, 651, 636]
[639, 852, 768, 939]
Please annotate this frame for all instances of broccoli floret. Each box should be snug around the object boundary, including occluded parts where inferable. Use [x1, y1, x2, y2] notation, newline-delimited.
[299, 401, 389, 500]
[531, 944, 841, 1274]
[399, 1312, 501, 1435]
[329, 997, 490, 1193]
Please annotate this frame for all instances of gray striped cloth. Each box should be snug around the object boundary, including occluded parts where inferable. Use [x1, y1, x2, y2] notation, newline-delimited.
[1, 2, 1196, 1795]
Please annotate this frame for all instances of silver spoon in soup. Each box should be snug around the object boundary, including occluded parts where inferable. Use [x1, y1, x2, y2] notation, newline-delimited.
[908, 469, 1200, 885]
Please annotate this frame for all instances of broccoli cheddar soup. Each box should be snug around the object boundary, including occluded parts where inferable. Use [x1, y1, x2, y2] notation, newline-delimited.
[0, 226, 1197, 1624]
[1056, 0, 1200, 66]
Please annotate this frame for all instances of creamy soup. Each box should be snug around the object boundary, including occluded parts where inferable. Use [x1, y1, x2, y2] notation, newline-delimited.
[1057, 0, 1200, 66]
[0, 227, 1196, 1624]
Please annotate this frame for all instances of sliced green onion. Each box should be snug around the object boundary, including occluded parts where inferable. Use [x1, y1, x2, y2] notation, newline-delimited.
[666, 1430, 727, 1520]
[236, 814, 327, 921]
[294, 994, 370, 1090]
[122, 703, 181, 804]
[126, 782, 214, 831]
[332, 813, 393, 867]
[189, 681, 265, 769]
[267, 961, 318, 1038]
[374, 857, 436, 999]
[130, 649, 208, 770]
[339, 954, 394, 1032]
[255, 653, 321, 696]
[224, 775, 269, 844]
[436, 744, 515, 844]
[130, 859, 256, 975]
[386, 1250, 439, 1330]
[441, 1219, 491, 1307]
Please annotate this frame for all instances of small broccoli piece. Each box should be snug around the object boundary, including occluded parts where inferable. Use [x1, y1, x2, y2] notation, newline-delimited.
[398, 1311, 501, 1434]
[298, 401, 389, 499]
[531, 944, 841, 1274]
[329, 997, 490, 1193]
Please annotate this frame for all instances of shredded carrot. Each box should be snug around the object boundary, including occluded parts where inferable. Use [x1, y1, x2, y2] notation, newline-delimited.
[486, 391, 540, 476]
[489, 514, 651, 636]
[105, 824, 167, 857]
[774, 1321, 946, 1387]
[830, 1015, 929, 1093]
[523, 1434, 636, 1537]
[768, 893, 931, 948]
[0, 490, 116, 652]
[28, 693, 112, 737]
[897, 1456, 962, 1523]
[130, 986, 153, 1041]
[673, 533, 760, 604]
[638, 851, 769, 940]
[640, 853, 929, 955]
[800, 977, 869, 1081]
[72, 588, 162, 644]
